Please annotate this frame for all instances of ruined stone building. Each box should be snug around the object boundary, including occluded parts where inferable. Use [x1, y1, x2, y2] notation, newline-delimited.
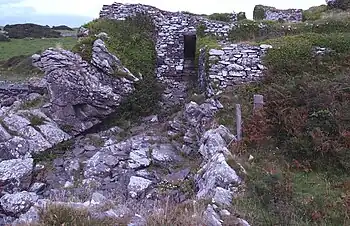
[99, 3, 287, 106]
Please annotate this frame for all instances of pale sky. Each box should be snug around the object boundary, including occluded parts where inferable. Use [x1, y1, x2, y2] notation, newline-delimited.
[0, 0, 326, 26]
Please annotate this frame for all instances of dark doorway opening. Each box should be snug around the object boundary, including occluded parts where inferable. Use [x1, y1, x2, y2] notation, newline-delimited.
[184, 34, 197, 59]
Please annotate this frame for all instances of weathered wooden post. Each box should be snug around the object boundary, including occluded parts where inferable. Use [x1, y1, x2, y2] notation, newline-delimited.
[253, 94, 264, 110]
[236, 104, 242, 141]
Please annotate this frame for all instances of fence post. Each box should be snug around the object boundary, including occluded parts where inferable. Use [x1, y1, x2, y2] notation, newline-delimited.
[236, 104, 242, 141]
[253, 94, 264, 110]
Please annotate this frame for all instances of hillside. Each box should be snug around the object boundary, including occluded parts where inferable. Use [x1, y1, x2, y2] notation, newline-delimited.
[1, 1, 350, 226]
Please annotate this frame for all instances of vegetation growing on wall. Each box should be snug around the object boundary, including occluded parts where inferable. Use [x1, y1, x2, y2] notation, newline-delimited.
[207, 13, 232, 22]
[73, 15, 162, 126]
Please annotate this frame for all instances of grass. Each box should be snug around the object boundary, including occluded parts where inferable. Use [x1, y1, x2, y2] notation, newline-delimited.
[28, 114, 47, 126]
[216, 31, 350, 225]
[229, 13, 350, 42]
[31, 204, 129, 226]
[0, 37, 77, 61]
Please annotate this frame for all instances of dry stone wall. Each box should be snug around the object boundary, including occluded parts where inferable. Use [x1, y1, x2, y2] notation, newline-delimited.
[206, 43, 272, 96]
[265, 8, 303, 23]
[100, 2, 236, 108]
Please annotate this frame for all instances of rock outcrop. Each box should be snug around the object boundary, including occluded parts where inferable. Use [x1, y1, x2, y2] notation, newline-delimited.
[32, 40, 136, 134]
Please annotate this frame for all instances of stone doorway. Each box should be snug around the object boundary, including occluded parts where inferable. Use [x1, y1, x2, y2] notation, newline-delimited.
[183, 33, 197, 76]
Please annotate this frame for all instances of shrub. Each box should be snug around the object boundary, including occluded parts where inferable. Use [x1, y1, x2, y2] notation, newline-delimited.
[253, 5, 266, 20]
[4, 23, 61, 39]
[207, 13, 232, 22]
[243, 33, 350, 170]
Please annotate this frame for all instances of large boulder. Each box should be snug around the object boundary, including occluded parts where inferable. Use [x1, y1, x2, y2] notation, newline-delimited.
[0, 158, 33, 193]
[0, 192, 38, 216]
[32, 44, 136, 134]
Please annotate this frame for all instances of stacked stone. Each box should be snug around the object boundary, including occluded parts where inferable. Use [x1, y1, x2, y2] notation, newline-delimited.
[207, 43, 272, 95]
[264, 8, 303, 23]
[99, 2, 235, 79]
[99, 2, 237, 108]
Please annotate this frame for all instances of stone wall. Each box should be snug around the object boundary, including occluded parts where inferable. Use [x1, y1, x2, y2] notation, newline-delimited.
[206, 43, 272, 96]
[100, 2, 237, 108]
[255, 5, 303, 23]
[100, 3, 235, 79]
[265, 8, 303, 23]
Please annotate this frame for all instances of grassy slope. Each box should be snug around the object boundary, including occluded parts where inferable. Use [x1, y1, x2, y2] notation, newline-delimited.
[216, 7, 350, 223]
[0, 37, 77, 60]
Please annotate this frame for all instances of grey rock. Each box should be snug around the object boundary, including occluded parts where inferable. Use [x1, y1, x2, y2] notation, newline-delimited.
[0, 192, 38, 216]
[2, 114, 30, 132]
[128, 148, 151, 169]
[220, 209, 231, 216]
[92, 39, 137, 81]
[84, 145, 97, 151]
[91, 192, 107, 205]
[29, 183, 46, 193]
[197, 153, 241, 199]
[203, 204, 222, 226]
[212, 187, 232, 206]
[13, 206, 40, 225]
[151, 144, 181, 162]
[0, 124, 11, 142]
[209, 49, 225, 56]
[128, 176, 152, 198]
[37, 123, 71, 145]
[77, 26, 89, 37]
[0, 158, 33, 192]
[84, 152, 119, 178]
[96, 32, 109, 40]
[32, 48, 135, 134]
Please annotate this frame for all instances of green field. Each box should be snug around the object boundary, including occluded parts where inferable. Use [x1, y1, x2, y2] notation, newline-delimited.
[0, 37, 77, 60]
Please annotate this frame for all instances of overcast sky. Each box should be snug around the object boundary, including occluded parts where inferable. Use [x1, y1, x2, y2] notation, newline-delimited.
[0, 0, 326, 27]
